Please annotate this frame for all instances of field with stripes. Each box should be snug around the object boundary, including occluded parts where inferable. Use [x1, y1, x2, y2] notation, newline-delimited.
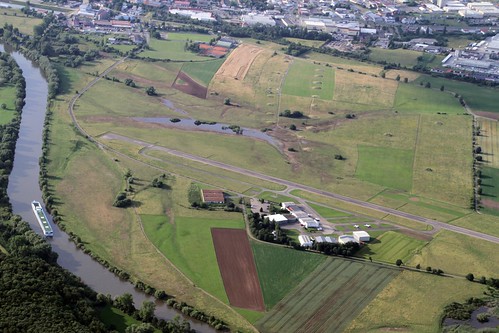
[256, 258, 399, 333]
[478, 119, 499, 168]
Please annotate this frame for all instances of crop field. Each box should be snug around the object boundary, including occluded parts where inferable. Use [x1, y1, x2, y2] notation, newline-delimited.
[410, 230, 499, 277]
[355, 145, 414, 191]
[369, 48, 425, 68]
[142, 214, 244, 303]
[411, 115, 472, 207]
[214, 44, 262, 81]
[307, 202, 350, 218]
[181, 58, 226, 86]
[345, 271, 486, 333]
[211, 229, 265, 311]
[333, 70, 397, 108]
[251, 242, 326, 309]
[478, 119, 499, 168]
[0, 85, 16, 124]
[281, 60, 334, 100]
[480, 166, 499, 213]
[394, 83, 464, 114]
[356, 231, 426, 263]
[138, 38, 208, 61]
[256, 258, 399, 333]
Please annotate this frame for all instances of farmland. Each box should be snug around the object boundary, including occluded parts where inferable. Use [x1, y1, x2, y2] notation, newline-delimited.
[478, 119, 499, 168]
[345, 271, 487, 333]
[181, 59, 226, 86]
[356, 231, 426, 263]
[256, 258, 399, 333]
[251, 242, 326, 309]
[478, 167, 499, 214]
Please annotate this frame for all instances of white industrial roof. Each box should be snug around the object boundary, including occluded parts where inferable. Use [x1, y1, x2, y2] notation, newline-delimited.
[267, 214, 288, 223]
[338, 235, 357, 244]
[353, 231, 370, 238]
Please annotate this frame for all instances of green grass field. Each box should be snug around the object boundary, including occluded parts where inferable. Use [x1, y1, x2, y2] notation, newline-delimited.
[256, 258, 399, 333]
[307, 202, 350, 218]
[0, 10, 42, 35]
[356, 231, 426, 264]
[181, 59, 226, 86]
[282, 60, 334, 100]
[165, 32, 213, 42]
[394, 84, 464, 114]
[0, 85, 16, 124]
[98, 305, 151, 333]
[480, 166, 499, 203]
[345, 270, 486, 333]
[285, 38, 326, 48]
[356, 145, 414, 191]
[251, 242, 326, 309]
[141, 214, 244, 303]
[257, 191, 294, 204]
[368, 48, 425, 68]
[139, 38, 208, 61]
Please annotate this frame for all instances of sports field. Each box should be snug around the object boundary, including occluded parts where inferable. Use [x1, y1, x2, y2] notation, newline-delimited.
[251, 242, 326, 309]
[355, 145, 414, 191]
[281, 60, 334, 100]
[356, 231, 426, 263]
[256, 258, 399, 333]
[478, 119, 499, 168]
[212, 228, 264, 311]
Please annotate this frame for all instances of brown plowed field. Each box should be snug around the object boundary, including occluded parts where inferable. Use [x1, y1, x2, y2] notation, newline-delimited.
[172, 71, 208, 99]
[211, 228, 265, 311]
[213, 44, 262, 80]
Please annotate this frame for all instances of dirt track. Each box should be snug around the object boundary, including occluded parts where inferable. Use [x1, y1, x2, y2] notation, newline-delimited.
[211, 228, 265, 311]
[172, 71, 208, 99]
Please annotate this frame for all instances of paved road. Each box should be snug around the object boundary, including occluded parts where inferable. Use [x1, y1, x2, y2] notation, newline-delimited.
[102, 133, 499, 245]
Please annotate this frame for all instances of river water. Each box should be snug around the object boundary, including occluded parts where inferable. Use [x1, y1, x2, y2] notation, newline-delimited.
[2, 44, 214, 332]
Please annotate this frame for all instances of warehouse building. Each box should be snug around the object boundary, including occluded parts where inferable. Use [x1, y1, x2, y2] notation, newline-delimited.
[338, 235, 357, 244]
[353, 231, 371, 242]
[298, 235, 313, 247]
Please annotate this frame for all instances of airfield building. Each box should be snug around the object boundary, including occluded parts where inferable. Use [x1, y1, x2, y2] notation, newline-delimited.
[298, 235, 313, 247]
[353, 231, 371, 242]
[201, 189, 225, 204]
[338, 235, 357, 244]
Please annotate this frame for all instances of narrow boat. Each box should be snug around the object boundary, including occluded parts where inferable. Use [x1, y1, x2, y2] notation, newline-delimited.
[31, 201, 54, 237]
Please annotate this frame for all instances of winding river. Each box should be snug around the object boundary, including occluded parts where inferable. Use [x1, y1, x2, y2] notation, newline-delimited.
[2, 44, 214, 333]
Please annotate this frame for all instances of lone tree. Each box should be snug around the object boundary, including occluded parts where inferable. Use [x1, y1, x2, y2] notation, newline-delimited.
[395, 259, 403, 267]
[466, 273, 475, 281]
[289, 124, 297, 130]
[145, 86, 156, 96]
[224, 97, 231, 105]
[440, 85, 445, 91]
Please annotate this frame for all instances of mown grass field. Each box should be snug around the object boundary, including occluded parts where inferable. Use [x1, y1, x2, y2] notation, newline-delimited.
[0, 10, 42, 35]
[307, 202, 350, 218]
[165, 32, 213, 42]
[139, 38, 208, 61]
[251, 242, 326, 310]
[257, 191, 294, 204]
[356, 231, 426, 264]
[142, 214, 244, 303]
[478, 166, 499, 215]
[478, 119, 499, 168]
[368, 48, 425, 68]
[409, 230, 499, 277]
[181, 58, 226, 86]
[281, 60, 334, 100]
[345, 271, 486, 333]
[285, 38, 326, 48]
[355, 145, 414, 191]
[394, 84, 464, 114]
[0, 85, 16, 124]
[256, 258, 399, 333]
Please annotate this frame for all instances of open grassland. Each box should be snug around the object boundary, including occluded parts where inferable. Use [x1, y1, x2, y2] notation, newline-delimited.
[394, 84, 464, 114]
[251, 242, 326, 310]
[333, 70, 397, 108]
[369, 48, 425, 68]
[142, 214, 244, 303]
[478, 119, 499, 168]
[112, 60, 182, 87]
[413, 75, 499, 115]
[0, 85, 16, 124]
[281, 60, 334, 100]
[98, 305, 149, 333]
[139, 38, 208, 61]
[0, 10, 42, 35]
[181, 58, 225, 86]
[257, 258, 399, 333]
[479, 166, 499, 214]
[345, 271, 486, 333]
[355, 145, 414, 191]
[450, 212, 499, 238]
[303, 52, 383, 76]
[165, 32, 213, 42]
[409, 230, 499, 277]
[47, 64, 257, 332]
[411, 115, 473, 207]
[307, 202, 350, 218]
[356, 231, 426, 264]
[285, 38, 326, 48]
[257, 191, 294, 203]
[384, 69, 420, 82]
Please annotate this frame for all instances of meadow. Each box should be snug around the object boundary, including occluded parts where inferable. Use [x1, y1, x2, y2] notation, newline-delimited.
[256, 258, 399, 333]
[257, 191, 294, 204]
[356, 231, 426, 264]
[181, 58, 226, 86]
[478, 119, 499, 168]
[345, 271, 486, 333]
[98, 305, 150, 333]
[138, 38, 209, 61]
[285, 38, 326, 48]
[0, 10, 42, 35]
[478, 166, 499, 214]
[368, 48, 425, 68]
[251, 242, 326, 309]
[394, 83, 464, 114]
[355, 145, 414, 191]
[307, 202, 350, 218]
[0, 85, 16, 124]
[281, 60, 334, 100]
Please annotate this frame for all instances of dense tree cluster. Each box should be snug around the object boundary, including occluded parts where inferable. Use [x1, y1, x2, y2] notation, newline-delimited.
[312, 240, 360, 256]
[248, 212, 290, 244]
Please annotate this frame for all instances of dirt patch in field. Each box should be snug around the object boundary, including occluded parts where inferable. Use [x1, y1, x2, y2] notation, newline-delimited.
[213, 44, 263, 80]
[397, 228, 433, 241]
[476, 111, 499, 121]
[172, 71, 208, 99]
[482, 199, 499, 210]
[211, 228, 265, 311]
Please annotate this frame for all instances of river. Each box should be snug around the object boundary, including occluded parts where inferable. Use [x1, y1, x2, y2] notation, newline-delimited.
[2, 44, 214, 333]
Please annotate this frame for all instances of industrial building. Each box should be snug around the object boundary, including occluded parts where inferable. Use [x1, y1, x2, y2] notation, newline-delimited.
[298, 235, 313, 247]
[353, 231, 371, 242]
[338, 235, 357, 244]
[315, 236, 337, 244]
[267, 214, 296, 225]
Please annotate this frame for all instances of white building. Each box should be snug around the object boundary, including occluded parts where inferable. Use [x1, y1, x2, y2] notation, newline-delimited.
[324, 236, 337, 243]
[315, 236, 337, 243]
[353, 231, 371, 242]
[242, 13, 276, 26]
[338, 235, 357, 244]
[298, 235, 313, 247]
[267, 214, 288, 225]
[299, 218, 320, 228]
